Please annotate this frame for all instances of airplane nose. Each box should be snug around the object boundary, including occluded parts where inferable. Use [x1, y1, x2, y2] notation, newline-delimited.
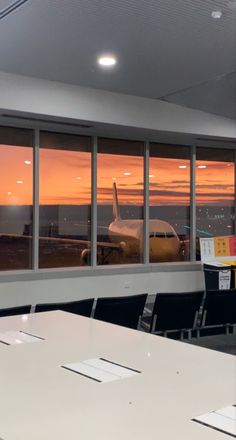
[149, 238, 180, 262]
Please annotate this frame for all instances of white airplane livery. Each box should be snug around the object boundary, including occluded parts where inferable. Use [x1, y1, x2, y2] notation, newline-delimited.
[108, 183, 180, 262]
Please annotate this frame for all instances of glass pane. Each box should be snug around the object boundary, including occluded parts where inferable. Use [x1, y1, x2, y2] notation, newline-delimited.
[97, 138, 144, 265]
[39, 131, 91, 268]
[196, 147, 235, 259]
[149, 144, 190, 262]
[0, 126, 33, 270]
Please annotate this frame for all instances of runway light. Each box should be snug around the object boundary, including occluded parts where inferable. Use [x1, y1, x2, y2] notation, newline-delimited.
[123, 172, 131, 176]
[97, 54, 117, 67]
[179, 165, 187, 169]
[197, 165, 207, 169]
[24, 160, 31, 165]
[211, 10, 222, 18]
[17, 180, 23, 184]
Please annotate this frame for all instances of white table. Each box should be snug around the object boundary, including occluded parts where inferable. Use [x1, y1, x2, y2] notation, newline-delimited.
[0, 310, 235, 440]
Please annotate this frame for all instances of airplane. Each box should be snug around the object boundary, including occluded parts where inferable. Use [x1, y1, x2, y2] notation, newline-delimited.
[105, 182, 181, 263]
[0, 182, 181, 264]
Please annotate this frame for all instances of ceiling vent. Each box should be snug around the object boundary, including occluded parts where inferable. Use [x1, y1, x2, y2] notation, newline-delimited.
[196, 137, 236, 146]
[1, 114, 93, 129]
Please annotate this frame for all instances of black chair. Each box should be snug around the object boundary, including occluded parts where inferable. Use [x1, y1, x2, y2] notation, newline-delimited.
[201, 289, 236, 335]
[142, 291, 204, 339]
[35, 298, 94, 317]
[94, 293, 147, 329]
[0, 305, 31, 318]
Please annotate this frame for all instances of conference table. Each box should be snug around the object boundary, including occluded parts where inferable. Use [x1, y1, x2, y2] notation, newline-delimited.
[0, 310, 235, 440]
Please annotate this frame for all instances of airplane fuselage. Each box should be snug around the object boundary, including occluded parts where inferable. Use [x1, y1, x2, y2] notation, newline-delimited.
[109, 218, 180, 262]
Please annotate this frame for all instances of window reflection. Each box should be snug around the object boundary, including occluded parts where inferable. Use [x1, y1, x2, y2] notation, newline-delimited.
[149, 144, 190, 262]
[0, 127, 33, 270]
[196, 147, 235, 259]
[97, 138, 144, 265]
[39, 132, 91, 268]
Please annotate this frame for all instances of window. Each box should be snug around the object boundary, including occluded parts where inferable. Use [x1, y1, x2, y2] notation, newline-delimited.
[0, 126, 33, 270]
[39, 132, 91, 268]
[196, 148, 235, 257]
[97, 138, 144, 265]
[149, 144, 191, 262]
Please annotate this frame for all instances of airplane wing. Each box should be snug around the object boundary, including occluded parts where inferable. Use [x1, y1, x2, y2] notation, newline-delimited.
[0, 233, 122, 249]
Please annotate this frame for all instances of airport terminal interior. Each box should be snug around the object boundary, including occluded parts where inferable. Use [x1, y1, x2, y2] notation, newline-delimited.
[0, 1, 235, 439]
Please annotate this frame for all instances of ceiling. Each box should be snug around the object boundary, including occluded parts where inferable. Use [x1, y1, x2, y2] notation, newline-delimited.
[0, 0, 235, 119]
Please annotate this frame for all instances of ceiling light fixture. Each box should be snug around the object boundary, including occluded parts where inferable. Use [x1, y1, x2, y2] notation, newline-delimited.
[24, 160, 31, 165]
[211, 10, 222, 18]
[17, 180, 23, 184]
[179, 165, 187, 169]
[98, 54, 117, 67]
[123, 172, 131, 176]
[149, 174, 155, 178]
[197, 165, 207, 169]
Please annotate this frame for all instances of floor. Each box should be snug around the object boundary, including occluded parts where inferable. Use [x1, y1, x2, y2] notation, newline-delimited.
[186, 333, 236, 356]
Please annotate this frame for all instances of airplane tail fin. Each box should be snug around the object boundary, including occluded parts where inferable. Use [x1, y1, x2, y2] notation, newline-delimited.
[112, 182, 121, 220]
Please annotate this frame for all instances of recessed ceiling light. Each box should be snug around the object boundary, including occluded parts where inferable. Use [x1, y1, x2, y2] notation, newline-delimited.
[24, 160, 31, 165]
[123, 172, 131, 176]
[211, 10, 222, 19]
[197, 165, 207, 169]
[179, 165, 187, 169]
[97, 54, 117, 67]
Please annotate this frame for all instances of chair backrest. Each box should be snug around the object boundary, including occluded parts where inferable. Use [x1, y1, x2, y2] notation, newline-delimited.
[0, 305, 31, 318]
[94, 293, 147, 329]
[203, 289, 236, 326]
[35, 298, 94, 317]
[151, 291, 204, 333]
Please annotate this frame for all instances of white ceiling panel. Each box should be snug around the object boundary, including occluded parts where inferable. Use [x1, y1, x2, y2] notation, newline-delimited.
[0, 0, 235, 118]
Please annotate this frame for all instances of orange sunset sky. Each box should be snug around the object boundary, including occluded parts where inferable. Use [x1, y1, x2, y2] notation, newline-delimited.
[0, 145, 234, 206]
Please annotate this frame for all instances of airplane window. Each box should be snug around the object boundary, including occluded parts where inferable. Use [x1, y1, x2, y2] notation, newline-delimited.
[39, 131, 91, 268]
[97, 138, 144, 265]
[149, 143, 190, 262]
[196, 147, 234, 260]
[0, 126, 33, 270]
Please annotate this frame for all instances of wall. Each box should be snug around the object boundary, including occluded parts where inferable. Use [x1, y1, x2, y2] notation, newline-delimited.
[0, 266, 204, 308]
[0, 71, 230, 308]
[0, 71, 236, 139]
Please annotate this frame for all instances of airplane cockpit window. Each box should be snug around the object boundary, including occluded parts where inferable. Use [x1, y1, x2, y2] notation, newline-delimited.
[0, 126, 33, 270]
[39, 131, 92, 268]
